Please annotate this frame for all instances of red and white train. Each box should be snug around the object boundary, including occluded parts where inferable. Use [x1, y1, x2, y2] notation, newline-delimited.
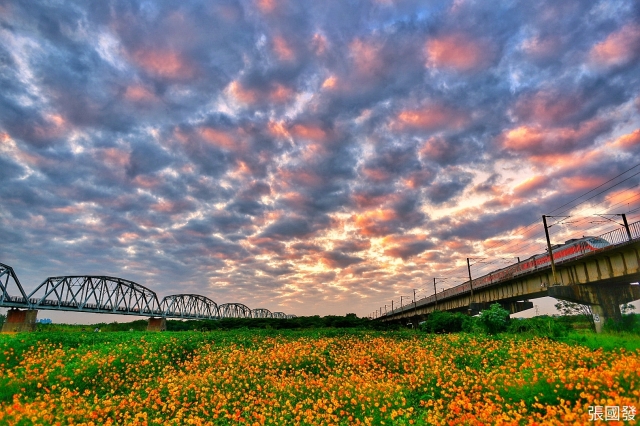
[424, 236, 611, 305]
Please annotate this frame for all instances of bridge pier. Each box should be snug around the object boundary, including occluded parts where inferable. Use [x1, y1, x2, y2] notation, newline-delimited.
[548, 283, 640, 333]
[147, 317, 166, 331]
[1, 308, 38, 333]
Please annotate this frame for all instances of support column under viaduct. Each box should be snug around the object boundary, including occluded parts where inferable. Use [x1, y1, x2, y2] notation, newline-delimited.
[548, 282, 640, 333]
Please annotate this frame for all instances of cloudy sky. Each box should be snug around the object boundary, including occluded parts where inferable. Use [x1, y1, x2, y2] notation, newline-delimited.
[1, 0, 640, 319]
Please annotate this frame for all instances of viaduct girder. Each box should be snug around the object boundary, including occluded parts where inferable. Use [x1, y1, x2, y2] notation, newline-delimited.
[271, 311, 287, 319]
[161, 294, 219, 319]
[382, 237, 640, 322]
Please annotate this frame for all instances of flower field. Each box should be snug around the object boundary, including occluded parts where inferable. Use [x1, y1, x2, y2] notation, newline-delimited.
[0, 330, 638, 425]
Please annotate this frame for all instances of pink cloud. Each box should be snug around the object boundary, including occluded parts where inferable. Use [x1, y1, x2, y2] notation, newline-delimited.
[228, 80, 294, 105]
[199, 127, 240, 151]
[513, 89, 581, 125]
[349, 38, 383, 78]
[558, 175, 607, 193]
[124, 85, 157, 103]
[131, 49, 194, 80]
[394, 105, 467, 132]
[403, 170, 435, 189]
[360, 167, 392, 183]
[352, 191, 395, 209]
[132, 175, 162, 190]
[513, 175, 550, 198]
[353, 209, 398, 237]
[272, 35, 295, 62]
[425, 34, 495, 71]
[590, 24, 640, 68]
[610, 129, 640, 151]
[500, 119, 607, 156]
[256, 0, 277, 13]
[98, 147, 130, 169]
[290, 123, 329, 142]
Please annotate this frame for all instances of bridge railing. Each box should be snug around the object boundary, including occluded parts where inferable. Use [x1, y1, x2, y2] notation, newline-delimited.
[598, 221, 639, 246]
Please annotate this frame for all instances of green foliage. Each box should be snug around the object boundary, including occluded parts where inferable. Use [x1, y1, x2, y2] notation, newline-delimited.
[478, 303, 510, 334]
[419, 311, 472, 334]
[603, 313, 640, 334]
[554, 300, 595, 331]
[507, 316, 568, 338]
[0, 312, 5, 328]
[165, 314, 394, 331]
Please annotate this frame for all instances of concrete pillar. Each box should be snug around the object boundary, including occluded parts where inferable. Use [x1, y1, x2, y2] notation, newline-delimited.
[147, 317, 166, 331]
[548, 283, 640, 333]
[590, 305, 606, 334]
[2, 309, 38, 333]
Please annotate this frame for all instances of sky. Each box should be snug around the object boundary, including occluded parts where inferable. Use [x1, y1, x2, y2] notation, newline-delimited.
[1, 0, 640, 322]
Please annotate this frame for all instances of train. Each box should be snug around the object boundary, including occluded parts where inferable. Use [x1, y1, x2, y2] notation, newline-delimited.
[415, 236, 611, 309]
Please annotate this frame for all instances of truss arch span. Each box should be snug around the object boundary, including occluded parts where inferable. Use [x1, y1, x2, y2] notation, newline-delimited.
[0, 262, 28, 307]
[161, 294, 219, 319]
[26, 276, 162, 315]
[219, 303, 252, 318]
[251, 308, 272, 318]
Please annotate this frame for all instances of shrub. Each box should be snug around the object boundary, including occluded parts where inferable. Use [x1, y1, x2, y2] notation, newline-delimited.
[478, 303, 510, 334]
[507, 316, 568, 338]
[603, 313, 640, 334]
[420, 311, 471, 334]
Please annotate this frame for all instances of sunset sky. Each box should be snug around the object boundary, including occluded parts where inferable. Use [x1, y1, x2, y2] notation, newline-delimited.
[1, 0, 640, 320]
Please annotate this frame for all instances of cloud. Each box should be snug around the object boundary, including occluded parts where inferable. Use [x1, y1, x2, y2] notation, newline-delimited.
[425, 33, 497, 72]
[320, 251, 364, 269]
[260, 215, 329, 240]
[382, 235, 435, 260]
[125, 142, 173, 178]
[1, 0, 639, 318]
[590, 24, 640, 68]
[500, 119, 610, 158]
[425, 171, 473, 205]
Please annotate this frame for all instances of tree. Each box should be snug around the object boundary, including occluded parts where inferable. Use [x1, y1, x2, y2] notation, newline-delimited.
[478, 303, 510, 334]
[554, 300, 595, 331]
[420, 311, 470, 334]
[621, 303, 636, 315]
[0, 312, 5, 328]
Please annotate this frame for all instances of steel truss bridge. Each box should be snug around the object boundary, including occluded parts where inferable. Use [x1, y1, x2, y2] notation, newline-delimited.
[0, 265, 295, 320]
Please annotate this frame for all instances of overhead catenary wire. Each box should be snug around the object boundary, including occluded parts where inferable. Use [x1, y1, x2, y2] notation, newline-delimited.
[437, 167, 639, 289]
[387, 164, 640, 307]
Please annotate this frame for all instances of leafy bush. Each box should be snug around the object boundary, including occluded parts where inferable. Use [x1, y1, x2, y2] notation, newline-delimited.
[603, 313, 640, 334]
[420, 311, 472, 334]
[507, 316, 568, 338]
[478, 303, 510, 334]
